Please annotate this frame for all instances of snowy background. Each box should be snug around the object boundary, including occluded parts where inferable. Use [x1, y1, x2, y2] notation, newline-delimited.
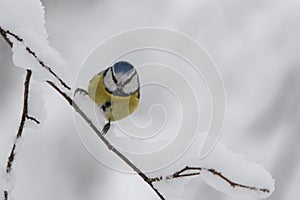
[1, 0, 300, 199]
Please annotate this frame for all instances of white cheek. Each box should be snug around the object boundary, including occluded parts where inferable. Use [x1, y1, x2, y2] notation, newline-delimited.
[123, 74, 139, 94]
[104, 70, 117, 92]
[119, 70, 135, 84]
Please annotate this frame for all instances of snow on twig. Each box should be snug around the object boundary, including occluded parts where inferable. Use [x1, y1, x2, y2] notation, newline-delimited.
[0, 26, 70, 90]
[149, 166, 270, 193]
[3, 70, 33, 200]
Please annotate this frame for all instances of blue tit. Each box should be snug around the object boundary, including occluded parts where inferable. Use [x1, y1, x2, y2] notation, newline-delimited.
[87, 61, 140, 123]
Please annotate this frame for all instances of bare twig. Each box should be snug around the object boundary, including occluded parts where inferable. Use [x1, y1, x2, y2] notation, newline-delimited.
[46, 80, 166, 200]
[26, 115, 40, 124]
[4, 69, 32, 200]
[0, 26, 71, 90]
[0, 28, 13, 47]
[149, 166, 270, 193]
[6, 70, 32, 173]
[3, 29, 23, 42]
[3, 191, 7, 200]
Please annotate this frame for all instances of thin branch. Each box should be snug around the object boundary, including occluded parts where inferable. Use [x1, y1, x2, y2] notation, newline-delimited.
[25, 46, 71, 90]
[46, 80, 166, 200]
[149, 166, 270, 193]
[26, 115, 40, 124]
[0, 26, 71, 90]
[4, 69, 32, 200]
[207, 168, 270, 193]
[0, 28, 13, 47]
[3, 191, 7, 200]
[3, 29, 23, 42]
[6, 69, 32, 173]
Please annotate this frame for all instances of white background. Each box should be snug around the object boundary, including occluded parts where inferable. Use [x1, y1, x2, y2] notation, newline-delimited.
[1, 0, 300, 199]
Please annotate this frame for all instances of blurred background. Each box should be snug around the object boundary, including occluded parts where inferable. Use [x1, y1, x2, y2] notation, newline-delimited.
[1, 0, 300, 199]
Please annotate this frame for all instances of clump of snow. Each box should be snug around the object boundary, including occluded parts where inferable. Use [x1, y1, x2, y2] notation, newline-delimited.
[1, 1, 68, 197]
[11, 42, 54, 84]
[0, 0, 70, 127]
[0, 0, 67, 84]
[144, 141, 274, 199]
[199, 143, 275, 199]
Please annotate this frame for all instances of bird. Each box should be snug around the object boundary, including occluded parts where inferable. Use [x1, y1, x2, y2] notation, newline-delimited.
[75, 61, 140, 134]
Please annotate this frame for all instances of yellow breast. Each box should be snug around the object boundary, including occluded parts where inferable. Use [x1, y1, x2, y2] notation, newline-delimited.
[88, 72, 140, 122]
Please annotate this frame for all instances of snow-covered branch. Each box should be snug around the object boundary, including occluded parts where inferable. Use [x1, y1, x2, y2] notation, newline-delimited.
[3, 69, 33, 200]
[149, 166, 270, 193]
[0, 26, 70, 90]
[5, 70, 33, 173]
[1, 26, 273, 200]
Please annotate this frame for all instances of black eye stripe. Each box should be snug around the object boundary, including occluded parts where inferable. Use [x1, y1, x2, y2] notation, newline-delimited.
[110, 67, 118, 84]
[122, 71, 137, 86]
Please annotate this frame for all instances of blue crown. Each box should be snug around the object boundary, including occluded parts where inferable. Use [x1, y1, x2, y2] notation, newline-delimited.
[112, 61, 134, 75]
